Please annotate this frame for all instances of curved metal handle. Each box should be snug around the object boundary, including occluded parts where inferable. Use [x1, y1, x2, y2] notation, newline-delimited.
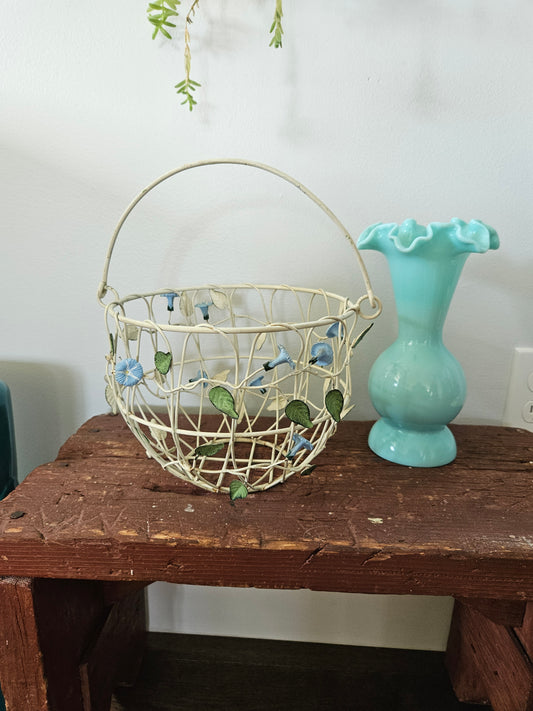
[97, 158, 377, 308]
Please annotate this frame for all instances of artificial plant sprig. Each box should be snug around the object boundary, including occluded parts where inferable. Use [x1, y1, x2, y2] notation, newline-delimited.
[175, 2, 201, 110]
[147, 0, 180, 40]
[269, 0, 284, 48]
[175, 77, 201, 110]
[147, 0, 284, 108]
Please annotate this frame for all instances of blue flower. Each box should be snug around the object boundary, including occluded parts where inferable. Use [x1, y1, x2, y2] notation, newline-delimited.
[309, 342, 334, 367]
[115, 358, 144, 387]
[250, 375, 267, 394]
[189, 369, 209, 388]
[287, 433, 314, 460]
[195, 301, 213, 321]
[263, 345, 295, 372]
[161, 292, 178, 311]
[326, 322, 344, 339]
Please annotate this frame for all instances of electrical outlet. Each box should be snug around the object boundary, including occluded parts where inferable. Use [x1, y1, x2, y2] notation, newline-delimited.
[503, 347, 533, 432]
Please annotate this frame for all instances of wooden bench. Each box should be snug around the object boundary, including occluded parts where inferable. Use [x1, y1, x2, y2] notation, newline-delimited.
[0, 415, 531, 710]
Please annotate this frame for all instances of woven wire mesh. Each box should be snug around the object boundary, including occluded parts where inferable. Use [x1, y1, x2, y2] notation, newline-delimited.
[104, 284, 373, 493]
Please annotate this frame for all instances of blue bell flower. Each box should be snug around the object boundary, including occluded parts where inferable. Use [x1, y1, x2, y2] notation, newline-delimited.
[250, 375, 267, 394]
[195, 301, 213, 321]
[161, 292, 178, 311]
[326, 322, 344, 339]
[287, 433, 314, 460]
[309, 342, 334, 367]
[263, 345, 295, 372]
[189, 369, 209, 388]
[115, 358, 144, 387]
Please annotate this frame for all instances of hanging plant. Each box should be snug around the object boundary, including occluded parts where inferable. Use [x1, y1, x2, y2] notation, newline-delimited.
[146, 0, 284, 109]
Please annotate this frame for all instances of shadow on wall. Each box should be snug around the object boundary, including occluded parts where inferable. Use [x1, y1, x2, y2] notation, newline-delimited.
[0, 362, 82, 480]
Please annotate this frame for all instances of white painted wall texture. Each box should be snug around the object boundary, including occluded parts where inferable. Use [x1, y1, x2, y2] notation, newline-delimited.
[1, 1, 532, 651]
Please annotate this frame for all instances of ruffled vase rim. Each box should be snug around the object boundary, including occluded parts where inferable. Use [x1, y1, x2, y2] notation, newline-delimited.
[357, 218, 499, 254]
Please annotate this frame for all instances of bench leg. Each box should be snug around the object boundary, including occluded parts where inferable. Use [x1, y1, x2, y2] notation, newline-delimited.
[446, 598, 533, 711]
[80, 584, 146, 707]
[0, 577, 146, 711]
[0, 577, 50, 710]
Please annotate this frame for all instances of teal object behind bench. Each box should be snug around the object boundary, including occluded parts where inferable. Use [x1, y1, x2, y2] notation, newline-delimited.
[0, 382, 16, 498]
[0, 381, 17, 711]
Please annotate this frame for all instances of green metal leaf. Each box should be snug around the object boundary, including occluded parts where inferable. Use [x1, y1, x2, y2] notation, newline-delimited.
[154, 351, 172, 375]
[325, 389, 344, 422]
[195, 442, 225, 458]
[351, 322, 374, 350]
[209, 386, 239, 419]
[229, 480, 248, 501]
[285, 400, 313, 429]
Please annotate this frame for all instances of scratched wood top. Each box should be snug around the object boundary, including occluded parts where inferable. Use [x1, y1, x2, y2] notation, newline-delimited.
[0, 415, 531, 598]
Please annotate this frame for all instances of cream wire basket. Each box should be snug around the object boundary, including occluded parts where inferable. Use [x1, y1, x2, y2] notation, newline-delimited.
[97, 159, 381, 495]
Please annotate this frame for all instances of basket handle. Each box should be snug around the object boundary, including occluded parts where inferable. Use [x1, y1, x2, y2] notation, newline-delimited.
[97, 158, 377, 308]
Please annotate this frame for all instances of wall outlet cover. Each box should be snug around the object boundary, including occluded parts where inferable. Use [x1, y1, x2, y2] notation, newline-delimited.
[503, 347, 533, 432]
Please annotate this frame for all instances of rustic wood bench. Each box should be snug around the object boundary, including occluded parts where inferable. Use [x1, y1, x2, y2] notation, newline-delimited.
[0, 415, 531, 710]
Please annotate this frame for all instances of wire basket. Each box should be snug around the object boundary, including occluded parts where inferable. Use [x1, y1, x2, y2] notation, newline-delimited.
[97, 159, 381, 495]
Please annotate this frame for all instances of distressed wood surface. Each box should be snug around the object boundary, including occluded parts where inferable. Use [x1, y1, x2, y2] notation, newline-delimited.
[456, 598, 528, 627]
[80, 587, 146, 711]
[447, 600, 533, 711]
[516, 603, 533, 660]
[446, 601, 491, 706]
[0, 577, 50, 710]
[0, 415, 531, 598]
[0, 577, 107, 711]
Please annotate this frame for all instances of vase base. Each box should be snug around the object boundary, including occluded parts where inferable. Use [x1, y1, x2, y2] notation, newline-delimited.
[368, 419, 457, 468]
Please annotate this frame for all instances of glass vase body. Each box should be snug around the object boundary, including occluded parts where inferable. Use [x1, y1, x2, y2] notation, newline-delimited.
[358, 219, 499, 467]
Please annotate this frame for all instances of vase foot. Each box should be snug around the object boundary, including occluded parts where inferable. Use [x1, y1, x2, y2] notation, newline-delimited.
[368, 418, 457, 467]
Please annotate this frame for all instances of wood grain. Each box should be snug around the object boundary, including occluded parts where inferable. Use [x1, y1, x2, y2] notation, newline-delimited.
[516, 602, 533, 660]
[447, 600, 533, 711]
[457, 598, 527, 627]
[80, 587, 146, 711]
[0, 577, 49, 710]
[0, 577, 106, 711]
[0, 416, 531, 599]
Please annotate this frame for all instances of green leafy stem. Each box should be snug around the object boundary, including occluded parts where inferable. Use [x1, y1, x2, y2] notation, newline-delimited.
[269, 0, 284, 48]
[175, 77, 201, 111]
[146, 0, 284, 108]
[147, 0, 180, 40]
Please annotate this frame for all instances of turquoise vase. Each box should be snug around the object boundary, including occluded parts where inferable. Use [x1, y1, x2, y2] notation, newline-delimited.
[357, 219, 499, 467]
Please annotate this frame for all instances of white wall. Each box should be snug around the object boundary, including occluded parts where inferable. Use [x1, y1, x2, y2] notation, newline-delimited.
[1, 0, 531, 651]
